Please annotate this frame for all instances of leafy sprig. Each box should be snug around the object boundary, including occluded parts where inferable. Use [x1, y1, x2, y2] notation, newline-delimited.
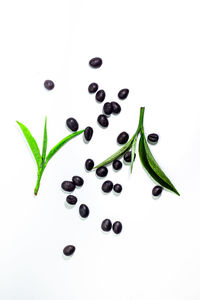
[17, 118, 84, 195]
[94, 107, 180, 196]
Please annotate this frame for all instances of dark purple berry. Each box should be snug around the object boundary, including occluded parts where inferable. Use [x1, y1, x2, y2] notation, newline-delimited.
[96, 90, 106, 102]
[112, 221, 122, 234]
[96, 166, 108, 177]
[79, 204, 89, 218]
[152, 185, 163, 197]
[63, 245, 75, 256]
[72, 176, 84, 187]
[85, 159, 94, 171]
[84, 126, 93, 141]
[113, 184, 122, 193]
[44, 80, 54, 90]
[118, 89, 129, 100]
[66, 195, 77, 205]
[102, 180, 113, 193]
[147, 133, 159, 144]
[124, 151, 136, 163]
[88, 82, 98, 93]
[117, 131, 129, 144]
[61, 181, 75, 192]
[66, 118, 79, 132]
[101, 219, 112, 232]
[112, 160, 122, 170]
[103, 102, 113, 115]
[97, 114, 109, 127]
[111, 102, 121, 114]
[89, 57, 103, 68]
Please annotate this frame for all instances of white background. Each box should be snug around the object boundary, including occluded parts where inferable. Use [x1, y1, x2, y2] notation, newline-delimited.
[0, 0, 200, 299]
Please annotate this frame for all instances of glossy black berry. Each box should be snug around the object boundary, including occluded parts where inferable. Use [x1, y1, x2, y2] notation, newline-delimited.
[96, 90, 106, 102]
[117, 131, 129, 144]
[72, 176, 84, 187]
[84, 126, 93, 141]
[97, 114, 109, 127]
[88, 82, 98, 93]
[63, 245, 75, 256]
[85, 159, 94, 171]
[44, 80, 54, 90]
[61, 181, 75, 192]
[147, 133, 159, 144]
[96, 166, 108, 177]
[66, 118, 79, 132]
[89, 57, 103, 68]
[111, 101, 121, 114]
[124, 151, 136, 163]
[112, 221, 122, 234]
[113, 184, 122, 193]
[79, 204, 90, 218]
[101, 219, 112, 232]
[102, 180, 113, 193]
[103, 102, 113, 115]
[66, 195, 77, 205]
[152, 185, 163, 197]
[112, 159, 122, 170]
[118, 88, 129, 100]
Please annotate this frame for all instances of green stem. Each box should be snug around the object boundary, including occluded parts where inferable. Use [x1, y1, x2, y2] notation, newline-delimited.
[34, 167, 45, 195]
[129, 106, 145, 142]
[136, 106, 145, 134]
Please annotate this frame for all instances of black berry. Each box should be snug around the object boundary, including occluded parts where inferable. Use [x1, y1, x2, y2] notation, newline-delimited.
[66, 195, 77, 205]
[112, 160, 122, 170]
[113, 184, 122, 193]
[102, 180, 113, 193]
[96, 166, 108, 177]
[117, 131, 129, 144]
[85, 159, 94, 171]
[89, 57, 103, 68]
[88, 82, 98, 93]
[79, 204, 90, 218]
[111, 102, 121, 114]
[84, 126, 93, 141]
[66, 118, 79, 132]
[72, 176, 84, 187]
[113, 221, 122, 234]
[124, 151, 136, 163]
[118, 88, 129, 100]
[61, 181, 75, 192]
[101, 219, 112, 232]
[96, 90, 106, 102]
[63, 245, 75, 256]
[97, 114, 109, 127]
[152, 185, 163, 197]
[147, 133, 159, 144]
[103, 102, 113, 115]
[44, 80, 54, 90]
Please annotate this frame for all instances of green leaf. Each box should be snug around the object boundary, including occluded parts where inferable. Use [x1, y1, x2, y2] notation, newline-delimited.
[17, 121, 42, 170]
[94, 138, 133, 169]
[45, 129, 84, 166]
[139, 131, 180, 195]
[41, 116, 48, 164]
[130, 137, 137, 173]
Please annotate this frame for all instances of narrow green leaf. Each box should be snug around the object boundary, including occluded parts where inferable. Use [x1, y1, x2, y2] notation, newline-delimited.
[45, 129, 84, 166]
[130, 137, 137, 173]
[139, 132, 180, 195]
[41, 116, 48, 164]
[17, 121, 42, 170]
[94, 138, 133, 169]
